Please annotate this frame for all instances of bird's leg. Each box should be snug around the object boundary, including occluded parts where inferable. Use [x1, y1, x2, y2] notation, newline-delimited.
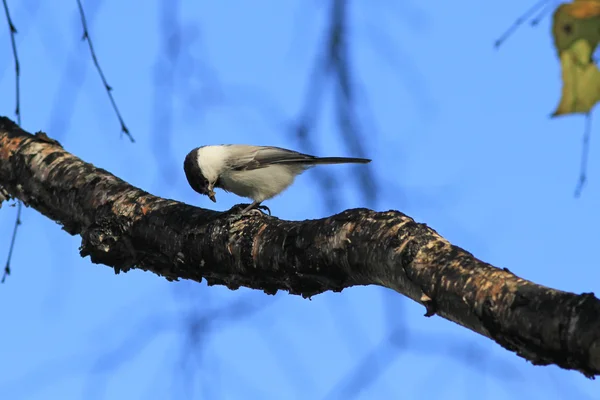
[226, 202, 271, 216]
[241, 201, 260, 214]
[238, 201, 270, 215]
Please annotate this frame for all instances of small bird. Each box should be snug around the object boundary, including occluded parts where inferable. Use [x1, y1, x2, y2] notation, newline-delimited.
[183, 144, 371, 214]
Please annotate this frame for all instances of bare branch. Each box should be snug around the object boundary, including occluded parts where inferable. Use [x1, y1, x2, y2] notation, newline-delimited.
[76, 0, 133, 142]
[493, 0, 549, 48]
[0, 116, 599, 378]
[574, 114, 592, 198]
[1, 199, 21, 283]
[2, 0, 20, 124]
[2, 0, 22, 282]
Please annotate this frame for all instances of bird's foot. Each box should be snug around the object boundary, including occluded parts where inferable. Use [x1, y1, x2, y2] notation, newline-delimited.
[246, 208, 267, 217]
[255, 205, 271, 215]
[227, 203, 271, 216]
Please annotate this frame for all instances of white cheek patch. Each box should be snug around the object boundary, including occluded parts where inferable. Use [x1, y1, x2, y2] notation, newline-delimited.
[196, 146, 228, 183]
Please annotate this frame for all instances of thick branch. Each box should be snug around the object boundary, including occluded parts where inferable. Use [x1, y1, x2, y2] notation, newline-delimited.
[0, 116, 599, 377]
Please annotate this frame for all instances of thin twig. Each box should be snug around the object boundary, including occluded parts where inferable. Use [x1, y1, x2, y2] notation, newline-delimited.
[530, 0, 554, 27]
[494, 0, 549, 48]
[574, 114, 592, 198]
[76, 0, 134, 142]
[2, 202, 21, 283]
[2, 0, 20, 124]
[2, 0, 22, 283]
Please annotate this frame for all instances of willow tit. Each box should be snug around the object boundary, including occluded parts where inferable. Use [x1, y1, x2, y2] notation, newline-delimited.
[183, 144, 371, 213]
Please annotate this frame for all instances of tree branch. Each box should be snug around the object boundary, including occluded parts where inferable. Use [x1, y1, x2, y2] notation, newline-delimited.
[0, 116, 599, 377]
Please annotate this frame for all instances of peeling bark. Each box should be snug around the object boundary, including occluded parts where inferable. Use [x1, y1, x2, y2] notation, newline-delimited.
[0, 116, 599, 377]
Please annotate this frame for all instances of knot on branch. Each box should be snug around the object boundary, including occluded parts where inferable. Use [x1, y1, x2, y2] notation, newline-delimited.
[0, 185, 11, 205]
[80, 205, 137, 274]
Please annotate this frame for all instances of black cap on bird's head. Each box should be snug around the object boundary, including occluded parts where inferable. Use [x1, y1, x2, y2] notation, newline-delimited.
[183, 148, 216, 202]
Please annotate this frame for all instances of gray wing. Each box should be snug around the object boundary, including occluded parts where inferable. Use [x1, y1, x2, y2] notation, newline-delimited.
[224, 145, 317, 171]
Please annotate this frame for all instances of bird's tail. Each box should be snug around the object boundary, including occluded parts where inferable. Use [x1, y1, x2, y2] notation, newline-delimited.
[309, 157, 371, 165]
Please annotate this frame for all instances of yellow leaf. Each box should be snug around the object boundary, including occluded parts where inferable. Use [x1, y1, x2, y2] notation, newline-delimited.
[552, 40, 600, 116]
[552, 1, 600, 59]
[552, 2, 600, 116]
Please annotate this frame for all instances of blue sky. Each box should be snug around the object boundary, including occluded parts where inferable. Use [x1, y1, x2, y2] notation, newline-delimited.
[0, 0, 599, 399]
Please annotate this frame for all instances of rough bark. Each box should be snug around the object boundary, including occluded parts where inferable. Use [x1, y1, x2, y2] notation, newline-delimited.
[0, 116, 599, 377]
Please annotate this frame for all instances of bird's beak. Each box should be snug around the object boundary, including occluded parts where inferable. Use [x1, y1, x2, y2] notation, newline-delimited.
[208, 190, 216, 203]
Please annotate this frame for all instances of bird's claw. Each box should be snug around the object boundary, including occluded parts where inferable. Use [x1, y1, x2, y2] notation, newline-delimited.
[256, 205, 271, 215]
[246, 208, 266, 217]
[227, 203, 271, 216]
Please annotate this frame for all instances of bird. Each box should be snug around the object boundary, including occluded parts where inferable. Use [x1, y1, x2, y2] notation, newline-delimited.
[183, 144, 371, 214]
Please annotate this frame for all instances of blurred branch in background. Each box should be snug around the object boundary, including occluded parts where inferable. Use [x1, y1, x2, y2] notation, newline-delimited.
[325, 327, 591, 400]
[172, 290, 278, 399]
[79, 290, 277, 400]
[145, 2, 420, 394]
[145, 0, 494, 398]
[150, 0, 390, 211]
[288, 0, 377, 211]
[151, 0, 184, 188]
[45, 0, 103, 143]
